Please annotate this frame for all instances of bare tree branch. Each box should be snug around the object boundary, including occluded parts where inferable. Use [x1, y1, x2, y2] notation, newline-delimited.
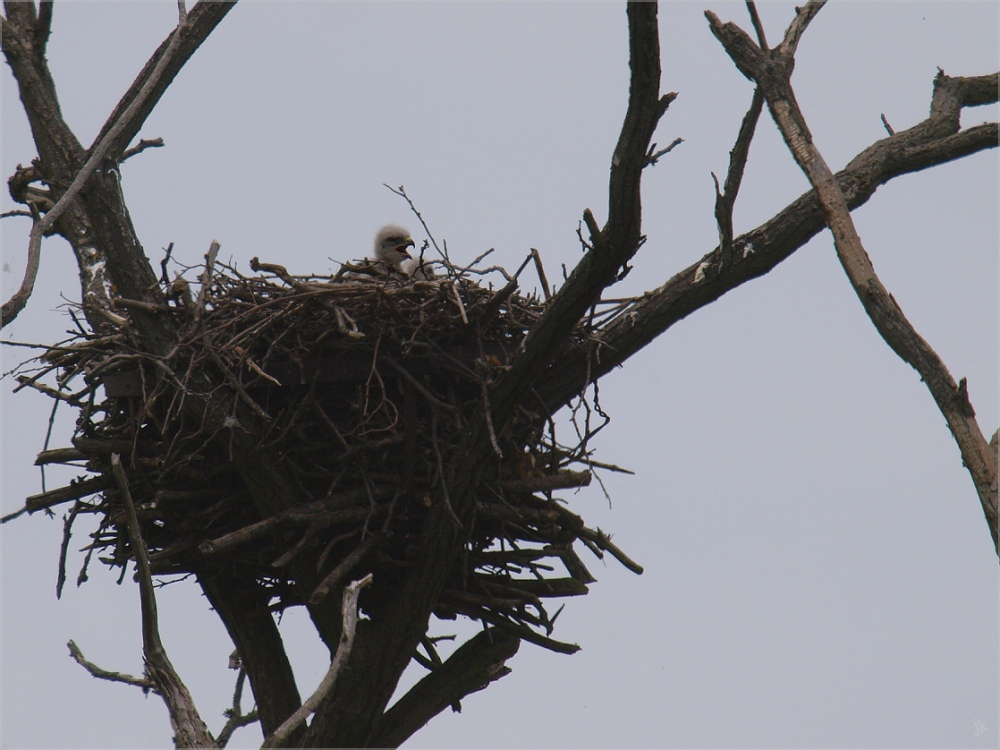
[745, 1, 768, 49]
[263, 573, 374, 749]
[67, 639, 155, 690]
[197, 567, 302, 738]
[706, 5, 998, 554]
[714, 86, 764, 265]
[370, 627, 520, 748]
[121, 136, 165, 162]
[213, 663, 259, 747]
[490, 1, 675, 426]
[91, 1, 236, 162]
[535, 77, 998, 419]
[111, 453, 216, 748]
[0, 211, 42, 327]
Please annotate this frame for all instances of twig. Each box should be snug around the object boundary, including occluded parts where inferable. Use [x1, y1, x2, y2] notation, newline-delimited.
[197, 240, 220, 313]
[499, 469, 591, 494]
[24, 476, 109, 514]
[530, 248, 551, 300]
[121, 136, 165, 162]
[880, 113, 895, 136]
[745, 0, 769, 49]
[479, 378, 503, 459]
[159, 242, 175, 286]
[385, 356, 459, 413]
[383, 184, 448, 261]
[449, 282, 468, 324]
[308, 533, 380, 605]
[67, 640, 155, 690]
[264, 573, 374, 749]
[430, 413, 463, 527]
[0, 212, 43, 329]
[715, 87, 765, 265]
[216, 668, 259, 747]
[14, 375, 83, 405]
[56, 502, 84, 599]
[644, 136, 684, 167]
[0, 506, 28, 524]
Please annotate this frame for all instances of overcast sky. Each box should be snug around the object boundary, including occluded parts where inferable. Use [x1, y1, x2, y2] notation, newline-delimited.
[2, 2, 997, 748]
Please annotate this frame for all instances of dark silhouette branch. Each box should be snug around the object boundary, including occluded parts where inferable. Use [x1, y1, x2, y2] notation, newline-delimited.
[370, 628, 520, 748]
[91, 1, 236, 162]
[0, 211, 42, 327]
[714, 87, 764, 265]
[535, 77, 998, 419]
[264, 574, 374, 749]
[197, 567, 302, 739]
[490, 0, 674, 426]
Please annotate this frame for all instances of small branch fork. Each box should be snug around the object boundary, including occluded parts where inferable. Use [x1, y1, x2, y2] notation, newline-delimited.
[70, 462, 261, 748]
[263, 573, 374, 749]
[1, 1, 234, 331]
[110, 453, 216, 747]
[707, 1, 998, 554]
[713, 87, 764, 266]
[0, 5, 190, 329]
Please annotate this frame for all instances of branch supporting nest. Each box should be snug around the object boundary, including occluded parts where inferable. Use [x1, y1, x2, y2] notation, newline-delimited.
[19, 252, 640, 663]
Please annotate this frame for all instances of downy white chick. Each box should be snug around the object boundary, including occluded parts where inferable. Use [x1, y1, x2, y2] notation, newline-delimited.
[372, 225, 415, 273]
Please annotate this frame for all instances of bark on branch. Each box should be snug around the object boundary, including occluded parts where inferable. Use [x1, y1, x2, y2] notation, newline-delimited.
[111, 454, 216, 748]
[706, 1, 998, 554]
[489, 0, 675, 425]
[535, 84, 998, 422]
[370, 628, 520, 748]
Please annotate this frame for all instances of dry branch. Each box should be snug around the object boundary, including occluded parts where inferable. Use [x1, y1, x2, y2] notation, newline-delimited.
[707, 1, 999, 555]
[534, 74, 998, 423]
[371, 627, 520, 747]
[67, 639, 155, 690]
[263, 573, 374, 749]
[112, 453, 215, 747]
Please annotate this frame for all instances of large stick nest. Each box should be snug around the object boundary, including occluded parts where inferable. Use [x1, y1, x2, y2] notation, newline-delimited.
[17, 252, 641, 654]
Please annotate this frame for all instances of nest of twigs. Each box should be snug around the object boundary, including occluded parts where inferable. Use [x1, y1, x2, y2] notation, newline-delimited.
[17, 250, 640, 654]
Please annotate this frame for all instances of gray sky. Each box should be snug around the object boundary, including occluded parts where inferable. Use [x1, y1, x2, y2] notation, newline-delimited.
[2, 2, 997, 748]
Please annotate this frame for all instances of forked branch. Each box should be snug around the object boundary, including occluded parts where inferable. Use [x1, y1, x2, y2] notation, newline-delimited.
[371, 627, 520, 748]
[263, 573, 374, 749]
[490, 0, 675, 425]
[707, 1, 998, 554]
[111, 454, 216, 747]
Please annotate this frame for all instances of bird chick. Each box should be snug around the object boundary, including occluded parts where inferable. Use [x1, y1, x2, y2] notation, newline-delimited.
[372, 224, 415, 273]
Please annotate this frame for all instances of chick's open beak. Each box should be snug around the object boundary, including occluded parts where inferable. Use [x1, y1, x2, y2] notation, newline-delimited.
[396, 238, 415, 258]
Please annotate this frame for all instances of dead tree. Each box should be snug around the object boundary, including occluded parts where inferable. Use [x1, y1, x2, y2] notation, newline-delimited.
[2, 2, 996, 747]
